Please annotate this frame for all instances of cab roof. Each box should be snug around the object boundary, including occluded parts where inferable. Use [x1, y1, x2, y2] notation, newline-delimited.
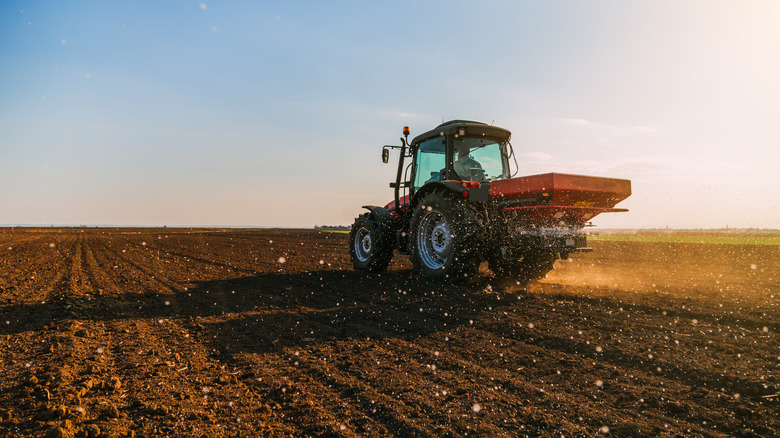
[410, 120, 512, 146]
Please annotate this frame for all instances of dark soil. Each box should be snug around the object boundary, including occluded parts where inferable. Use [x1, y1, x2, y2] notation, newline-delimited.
[0, 228, 777, 437]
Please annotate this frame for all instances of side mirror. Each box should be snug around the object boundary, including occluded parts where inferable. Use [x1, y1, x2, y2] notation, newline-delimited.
[382, 148, 389, 163]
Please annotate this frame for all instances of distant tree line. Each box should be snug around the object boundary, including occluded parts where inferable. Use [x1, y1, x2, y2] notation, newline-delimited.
[314, 225, 351, 231]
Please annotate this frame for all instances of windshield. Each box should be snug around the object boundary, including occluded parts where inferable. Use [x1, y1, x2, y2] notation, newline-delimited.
[452, 137, 508, 182]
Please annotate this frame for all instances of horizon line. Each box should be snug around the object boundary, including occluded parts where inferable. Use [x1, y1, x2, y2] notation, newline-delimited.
[2, 224, 779, 233]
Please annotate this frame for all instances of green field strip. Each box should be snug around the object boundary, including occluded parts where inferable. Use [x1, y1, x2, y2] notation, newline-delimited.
[588, 234, 780, 245]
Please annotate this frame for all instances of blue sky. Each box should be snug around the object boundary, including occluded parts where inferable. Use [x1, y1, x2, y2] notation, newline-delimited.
[2, 1, 779, 228]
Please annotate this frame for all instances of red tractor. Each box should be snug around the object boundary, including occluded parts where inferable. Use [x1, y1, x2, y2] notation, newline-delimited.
[349, 120, 631, 283]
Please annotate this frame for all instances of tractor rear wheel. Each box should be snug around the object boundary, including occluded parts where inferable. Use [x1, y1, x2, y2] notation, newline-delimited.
[410, 191, 480, 280]
[490, 251, 557, 285]
[349, 213, 393, 273]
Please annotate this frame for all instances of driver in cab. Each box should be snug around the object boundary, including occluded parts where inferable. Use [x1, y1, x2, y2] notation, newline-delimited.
[453, 143, 483, 181]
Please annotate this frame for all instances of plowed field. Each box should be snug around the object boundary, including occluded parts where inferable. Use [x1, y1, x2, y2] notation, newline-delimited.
[1, 228, 778, 437]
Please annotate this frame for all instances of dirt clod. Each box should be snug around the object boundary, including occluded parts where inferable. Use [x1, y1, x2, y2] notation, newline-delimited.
[43, 426, 66, 438]
[79, 424, 100, 438]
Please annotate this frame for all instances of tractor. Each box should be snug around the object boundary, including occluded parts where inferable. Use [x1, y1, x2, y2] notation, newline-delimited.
[349, 120, 631, 283]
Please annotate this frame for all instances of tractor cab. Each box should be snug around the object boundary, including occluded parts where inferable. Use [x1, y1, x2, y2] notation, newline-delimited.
[408, 120, 511, 193]
[412, 132, 510, 189]
[384, 120, 513, 213]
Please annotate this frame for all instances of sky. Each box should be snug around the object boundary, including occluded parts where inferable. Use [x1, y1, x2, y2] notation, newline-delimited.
[1, 0, 779, 229]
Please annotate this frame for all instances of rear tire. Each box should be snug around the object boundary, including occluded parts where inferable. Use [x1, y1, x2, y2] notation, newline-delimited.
[410, 191, 480, 280]
[349, 213, 393, 273]
[490, 251, 557, 284]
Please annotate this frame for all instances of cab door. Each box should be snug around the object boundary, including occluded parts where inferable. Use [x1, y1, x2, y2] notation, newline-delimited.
[411, 136, 447, 194]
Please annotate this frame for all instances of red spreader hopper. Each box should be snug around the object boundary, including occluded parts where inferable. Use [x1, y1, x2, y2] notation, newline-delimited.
[490, 173, 631, 223]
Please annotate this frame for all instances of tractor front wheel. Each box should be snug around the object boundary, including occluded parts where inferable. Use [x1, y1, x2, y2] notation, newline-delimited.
[349, 213, 393, 273]
[410, 191, 479, 280]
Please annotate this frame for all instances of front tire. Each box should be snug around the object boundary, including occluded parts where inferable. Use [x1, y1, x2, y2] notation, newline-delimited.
[410, 191, 480, 280]
[349, 213, 393, 273]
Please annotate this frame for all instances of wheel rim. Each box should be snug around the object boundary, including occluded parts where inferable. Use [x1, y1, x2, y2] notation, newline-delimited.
[354, 227, 372, 262]
[417, 210, 452, 270]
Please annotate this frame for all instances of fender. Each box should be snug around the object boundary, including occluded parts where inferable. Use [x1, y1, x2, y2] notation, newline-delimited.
[360, 205, 396, 245]
[410, 181, 468, 207]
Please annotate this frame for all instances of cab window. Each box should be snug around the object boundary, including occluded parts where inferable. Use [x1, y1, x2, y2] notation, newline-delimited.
[452, 137, 509, 181]
[413, 136, 446, 192]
